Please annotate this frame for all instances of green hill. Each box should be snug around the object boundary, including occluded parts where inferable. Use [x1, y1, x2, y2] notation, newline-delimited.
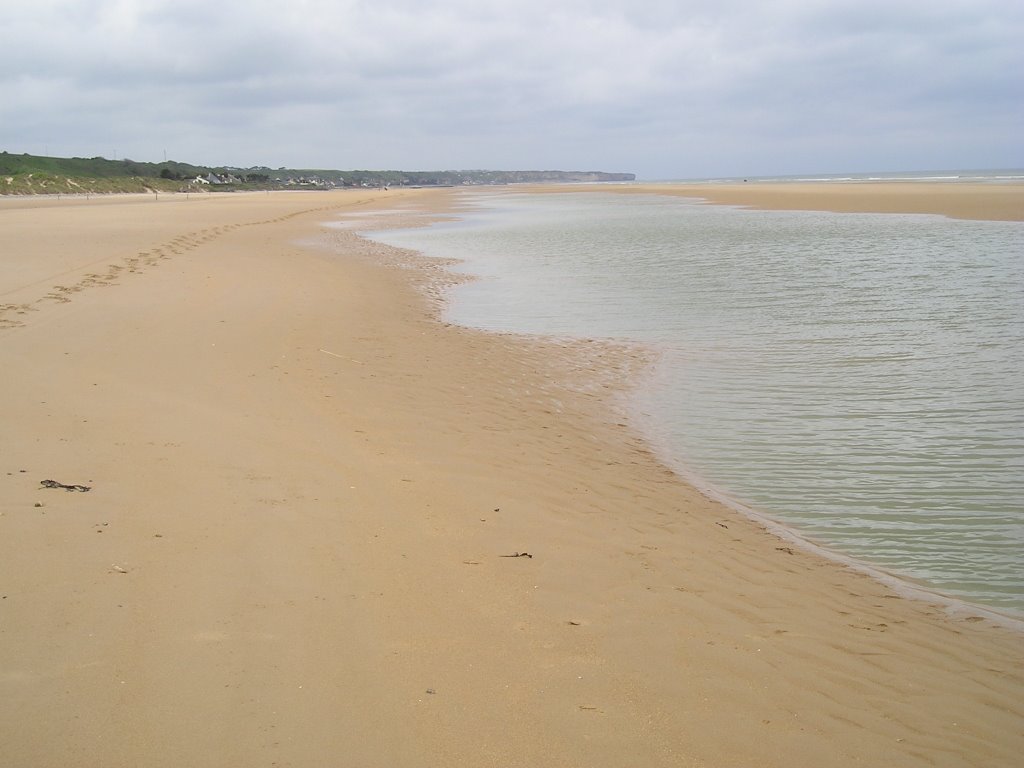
[0, 152, 206, 179]
[0, 151, 634, 195]
[0, 152, 215, 194]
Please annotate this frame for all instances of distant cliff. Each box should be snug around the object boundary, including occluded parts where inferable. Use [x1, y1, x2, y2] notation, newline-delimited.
[435, 170, 636, 185]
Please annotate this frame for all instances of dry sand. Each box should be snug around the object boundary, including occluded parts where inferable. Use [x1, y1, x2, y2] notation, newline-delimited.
[1, 187, 1021, 767]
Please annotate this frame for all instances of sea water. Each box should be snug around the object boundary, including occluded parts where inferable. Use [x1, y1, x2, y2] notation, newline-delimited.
[364, 191, 1024, 616]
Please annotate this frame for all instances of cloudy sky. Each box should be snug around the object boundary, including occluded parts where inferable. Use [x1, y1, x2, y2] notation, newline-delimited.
[1, 0, 1021, 179]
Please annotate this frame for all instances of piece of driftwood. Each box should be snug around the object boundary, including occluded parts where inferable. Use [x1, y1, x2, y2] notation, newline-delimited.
[40, 479, 91, 492]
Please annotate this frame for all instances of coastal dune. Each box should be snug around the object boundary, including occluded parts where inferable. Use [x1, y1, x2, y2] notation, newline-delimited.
[1, 188, 1021, 767]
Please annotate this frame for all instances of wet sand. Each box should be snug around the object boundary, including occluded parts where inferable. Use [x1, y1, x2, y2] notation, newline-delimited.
[1, 188, 1022, 767]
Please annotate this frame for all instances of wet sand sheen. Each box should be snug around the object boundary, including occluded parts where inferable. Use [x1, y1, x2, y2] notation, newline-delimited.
[0, 188, 1021, 767]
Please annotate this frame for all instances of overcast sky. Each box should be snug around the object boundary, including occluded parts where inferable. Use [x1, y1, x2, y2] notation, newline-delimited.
[1, 0, 1021, 179]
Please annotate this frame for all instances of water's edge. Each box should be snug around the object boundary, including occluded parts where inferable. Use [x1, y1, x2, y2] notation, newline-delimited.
[341, 190, 1024, 631]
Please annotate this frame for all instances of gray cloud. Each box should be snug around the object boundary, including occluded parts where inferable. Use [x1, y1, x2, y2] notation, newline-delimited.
[1, 0, 1020, 177]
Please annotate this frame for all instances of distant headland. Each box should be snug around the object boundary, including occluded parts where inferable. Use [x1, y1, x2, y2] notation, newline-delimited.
[0, 151, 635, 195]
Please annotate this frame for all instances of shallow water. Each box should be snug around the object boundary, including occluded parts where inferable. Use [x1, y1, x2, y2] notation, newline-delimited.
[364, 191, 1024, 615]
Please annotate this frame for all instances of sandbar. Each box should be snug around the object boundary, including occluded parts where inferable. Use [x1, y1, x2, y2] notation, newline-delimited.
[531, 181, 1024, 221]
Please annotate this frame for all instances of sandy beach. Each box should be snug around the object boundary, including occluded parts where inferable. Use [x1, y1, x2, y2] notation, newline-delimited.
[2, 187, 1022, 767]
[533, 181, 1024, 222]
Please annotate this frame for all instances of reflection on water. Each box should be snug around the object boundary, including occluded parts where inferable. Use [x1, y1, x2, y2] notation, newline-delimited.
[365, 191, 1024, 615]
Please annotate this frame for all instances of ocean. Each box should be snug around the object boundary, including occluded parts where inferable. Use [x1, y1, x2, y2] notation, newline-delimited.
[362, 187, 1024, 618]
